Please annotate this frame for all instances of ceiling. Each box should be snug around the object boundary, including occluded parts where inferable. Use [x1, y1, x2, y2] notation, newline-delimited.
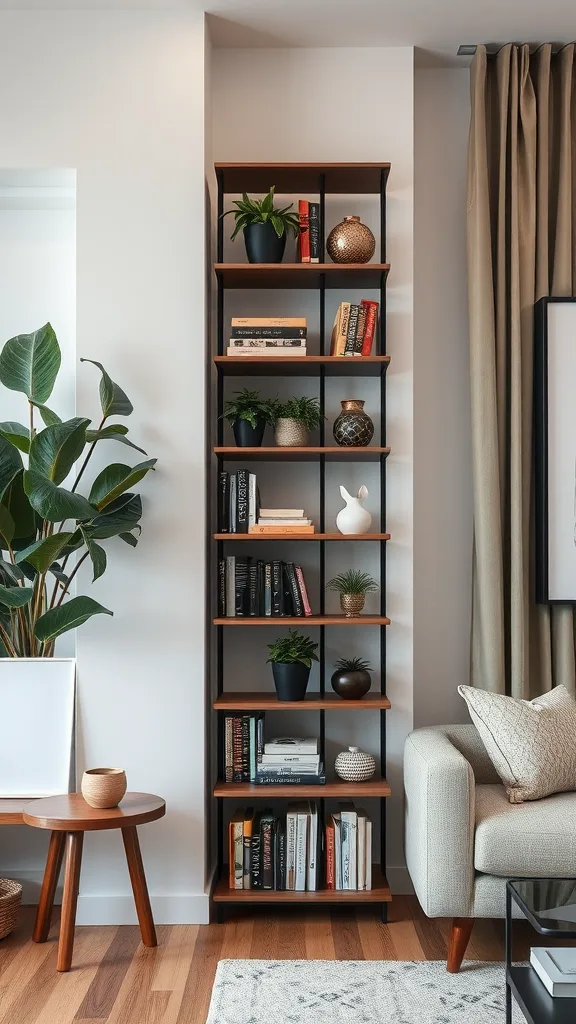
[0, 0, 574, 66]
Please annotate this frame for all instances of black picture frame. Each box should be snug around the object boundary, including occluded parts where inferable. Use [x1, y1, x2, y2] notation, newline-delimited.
[534, 296, 576, 604]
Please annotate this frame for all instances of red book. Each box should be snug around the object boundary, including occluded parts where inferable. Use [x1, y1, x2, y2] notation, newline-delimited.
[295, 566, 312, 616]
[298, 200, 310, 263]
[325, 819, 335, 889]
[361, 300, 379, 356]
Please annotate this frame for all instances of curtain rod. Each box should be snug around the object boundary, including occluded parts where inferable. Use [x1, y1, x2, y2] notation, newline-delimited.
[458, 43, 571, 57]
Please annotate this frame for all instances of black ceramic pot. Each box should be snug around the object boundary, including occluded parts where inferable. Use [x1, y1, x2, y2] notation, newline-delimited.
[272, 661, 311, 702]
[244, 222, 286, 264]
[331, 668, 371, 700]
[233, 418, 266, 447]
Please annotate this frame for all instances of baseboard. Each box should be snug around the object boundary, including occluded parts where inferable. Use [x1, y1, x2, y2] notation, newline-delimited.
[76, 893, 211, 926]
[5, 869, 55, 906]
[387, 866, 414, 895]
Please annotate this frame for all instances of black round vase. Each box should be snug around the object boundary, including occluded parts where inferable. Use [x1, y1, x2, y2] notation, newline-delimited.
[233, 418, 266, 447]
[244, 222, 286, 264]
[330, 668, 371, 700]
[272, 662, 311, 702]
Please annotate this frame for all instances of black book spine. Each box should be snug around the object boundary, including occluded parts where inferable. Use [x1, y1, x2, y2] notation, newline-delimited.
[248, 559, 258, 616]
[257, 561, 265, 616]
[235, 557, 249, 616]
[285, 562, 303, 616]
[272, 560, 282, 616]
[231, 326, 307, 339]
[251, 815, 262, 889]
[282, 563, 296, 616]
[309, 203, 320, 262]
[241, 715, 250, 781]
[236, 469, 248, 533]
[276, 822, 286, 890]
[261, 814, 274, 889]
[256, 772, 326, 786]
[344, 304, 360, 355]
[218, 471, 229, 532]
[218, 560, 226, 617]
[264, 563, 272, 616]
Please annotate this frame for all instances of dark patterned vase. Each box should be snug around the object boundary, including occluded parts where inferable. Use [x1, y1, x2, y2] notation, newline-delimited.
[333, 400, 374, 447]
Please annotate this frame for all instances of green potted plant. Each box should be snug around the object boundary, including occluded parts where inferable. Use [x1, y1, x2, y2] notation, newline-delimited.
[222, 389, 276, 447]
[331, 657, 372, 700]
[326, 570, 378, 617]
[222, 186, 300, 264]
[266, 629, 319, 701]
[271, 396, 324, 448]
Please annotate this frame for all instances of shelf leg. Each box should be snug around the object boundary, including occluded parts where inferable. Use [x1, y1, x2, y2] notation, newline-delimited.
[380, 902, 388, 925]
[215, 904, 225, 924]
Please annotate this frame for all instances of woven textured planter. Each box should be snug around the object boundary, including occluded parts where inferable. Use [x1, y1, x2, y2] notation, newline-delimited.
[81, 768, 127, 808]
[340, 593, 365, 617]
[0, 879, 22, 939]
[275, 418, 309, 447]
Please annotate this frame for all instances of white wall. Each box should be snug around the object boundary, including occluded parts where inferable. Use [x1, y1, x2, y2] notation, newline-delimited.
[212, 46, 414, 889]
[0, 10, 209, 924]
[413, 68, 472, 728]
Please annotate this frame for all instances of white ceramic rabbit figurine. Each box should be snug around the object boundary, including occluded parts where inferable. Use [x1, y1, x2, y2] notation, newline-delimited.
[336, 484, 372, 535]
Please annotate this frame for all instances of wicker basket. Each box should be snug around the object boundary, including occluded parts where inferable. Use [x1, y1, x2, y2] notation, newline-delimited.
[0, 879, 22, 939]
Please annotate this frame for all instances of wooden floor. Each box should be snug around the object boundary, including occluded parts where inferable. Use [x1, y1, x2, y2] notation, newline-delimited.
[0, 898, 538, 1024]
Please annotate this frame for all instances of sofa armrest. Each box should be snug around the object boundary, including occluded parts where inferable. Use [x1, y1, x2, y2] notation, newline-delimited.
[404, 728, 475, 918]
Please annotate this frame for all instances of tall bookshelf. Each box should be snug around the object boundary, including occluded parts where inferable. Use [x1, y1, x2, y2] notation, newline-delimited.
[211, 162, 391, 919]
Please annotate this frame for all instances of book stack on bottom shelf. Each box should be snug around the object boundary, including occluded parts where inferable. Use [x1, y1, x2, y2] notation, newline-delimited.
[531, 947, 576, 998]
[228, 800, 373, 893]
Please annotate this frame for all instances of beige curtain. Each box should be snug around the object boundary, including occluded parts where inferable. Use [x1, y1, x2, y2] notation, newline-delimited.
[467, 43, 576, 698]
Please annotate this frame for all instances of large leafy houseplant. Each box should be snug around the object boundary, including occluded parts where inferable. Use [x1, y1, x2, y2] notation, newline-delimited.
[222, 186, 300, 264]
[0, 324, 155, 657]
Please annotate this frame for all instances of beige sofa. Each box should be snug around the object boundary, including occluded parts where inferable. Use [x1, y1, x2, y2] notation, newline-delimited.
[404, 724, 576, 971]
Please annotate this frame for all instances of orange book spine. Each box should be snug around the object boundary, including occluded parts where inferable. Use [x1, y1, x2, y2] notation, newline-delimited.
[325, 820, 335, 889]
[299, 200, 310, 263]
[249, 525, 315, 535]
[361, 300, 379, 356]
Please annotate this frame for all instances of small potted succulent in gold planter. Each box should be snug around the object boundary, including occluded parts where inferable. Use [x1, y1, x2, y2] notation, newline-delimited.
[327, 570, 379, 617]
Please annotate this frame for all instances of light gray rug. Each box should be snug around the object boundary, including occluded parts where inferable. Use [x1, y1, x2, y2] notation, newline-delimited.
[206, 960, 524, 1023]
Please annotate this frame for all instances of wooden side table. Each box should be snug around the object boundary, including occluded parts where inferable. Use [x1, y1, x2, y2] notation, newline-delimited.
[24, 792, 165, 972]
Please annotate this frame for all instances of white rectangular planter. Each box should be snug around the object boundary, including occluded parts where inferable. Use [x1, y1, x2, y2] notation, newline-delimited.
[0, 657, 75, 797]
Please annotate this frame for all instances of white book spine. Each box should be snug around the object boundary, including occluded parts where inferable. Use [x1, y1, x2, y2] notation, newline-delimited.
[233, 823, 243, 889]
[357, 815, 366, 891]
[530, 948, 576, 997]
[307, 802, 318, 892]
[334, 818, 342, 890]
[248, 473, 257, 528]
[286, 811, 297, 890]
[261, 754, 320, 765]
[365, 820, 372, 891]
[340, 810, 357, 889]
[295, 812, 308, 891]
[225, 556, 235, 617]
[229, 474, 237, 532]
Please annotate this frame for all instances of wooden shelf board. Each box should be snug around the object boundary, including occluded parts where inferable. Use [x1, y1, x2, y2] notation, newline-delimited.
[214, 778, 391, 798]
[214, 355, 391, 378]
[214, 692, 391, 711]
[214, 263, 390, 290]
[214, 615, 390, 627]
[215, 162, 391, 195]
[214, 533, 390, 542]
[214, 446, 390, 463]
[0, 798, 32, 825]
[213, 865, 391, 903]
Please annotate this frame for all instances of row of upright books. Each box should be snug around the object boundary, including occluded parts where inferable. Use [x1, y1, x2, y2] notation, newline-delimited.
[330, 300, 379, 356]
[297, 201, 321, 263]
[218, 558, 313, 618]
[227, 317, 307, 357]
[224, 728, 322, 784]
[228, 800, 373, 892]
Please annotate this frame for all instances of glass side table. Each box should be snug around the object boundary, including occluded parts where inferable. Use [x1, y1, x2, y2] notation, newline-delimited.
[507, 878, 576, 1024]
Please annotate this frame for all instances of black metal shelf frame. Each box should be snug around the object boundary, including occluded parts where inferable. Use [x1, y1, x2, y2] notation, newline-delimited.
[211, 166, 389, 919]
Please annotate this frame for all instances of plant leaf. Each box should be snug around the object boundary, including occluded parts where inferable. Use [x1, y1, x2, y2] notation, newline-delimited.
[34, 404, 62, 426]
[23, 471, 95, 523]
[0, 583, 34, 608]
[0, 422, 30, 454]
[89, 460, 156, 511]
[3, 470, 36, 540]
[119, 531, 139, 547]
[80, 359, 133, 418]
[0, 436, 23, 498]
[86, 493, 142, 539]
[29, 417, 89, 485]
[0, 505, 15, 547]
[271, 215, 285, 238]
[80, 528, 107, 581]
[0, 558, 24, 584]
[34, 596, 113, 643]
[0, 323, 61, 403]
[15, 533, 74, 573]
[85, 425, 146, 456]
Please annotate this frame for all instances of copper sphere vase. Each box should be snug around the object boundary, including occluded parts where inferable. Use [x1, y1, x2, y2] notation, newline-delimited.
[333, 400, 374, 447]
[327, 216, 375, 264]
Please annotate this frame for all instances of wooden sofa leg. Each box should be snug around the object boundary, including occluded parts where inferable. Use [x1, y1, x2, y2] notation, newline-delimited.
[447, 918, 474, 973]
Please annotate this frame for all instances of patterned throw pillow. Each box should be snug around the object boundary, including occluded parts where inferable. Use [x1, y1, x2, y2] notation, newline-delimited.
[458, 684, 576, 803]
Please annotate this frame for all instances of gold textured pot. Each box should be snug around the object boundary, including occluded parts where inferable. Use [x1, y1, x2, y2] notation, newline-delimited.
[326, 216, 375, 264]
[340, 593, 365, 617]
[81, 768, 127, 809]
[275, 417, 309, 447]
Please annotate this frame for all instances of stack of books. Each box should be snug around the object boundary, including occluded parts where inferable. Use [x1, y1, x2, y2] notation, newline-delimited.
[224, 713, 264, 783]
[298, 201, 320, 263]
[227, 317, 307, 357]
[218, 470, 258, 533]
[218, 558, 312, 617]
[250, 507, 314, 536]
[257, 737, 324, 785]
[325, 803, 373, 891]
[330, 300, 379, 356]
[531, 947, 576, 997]
[228, 802, 320, 891]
